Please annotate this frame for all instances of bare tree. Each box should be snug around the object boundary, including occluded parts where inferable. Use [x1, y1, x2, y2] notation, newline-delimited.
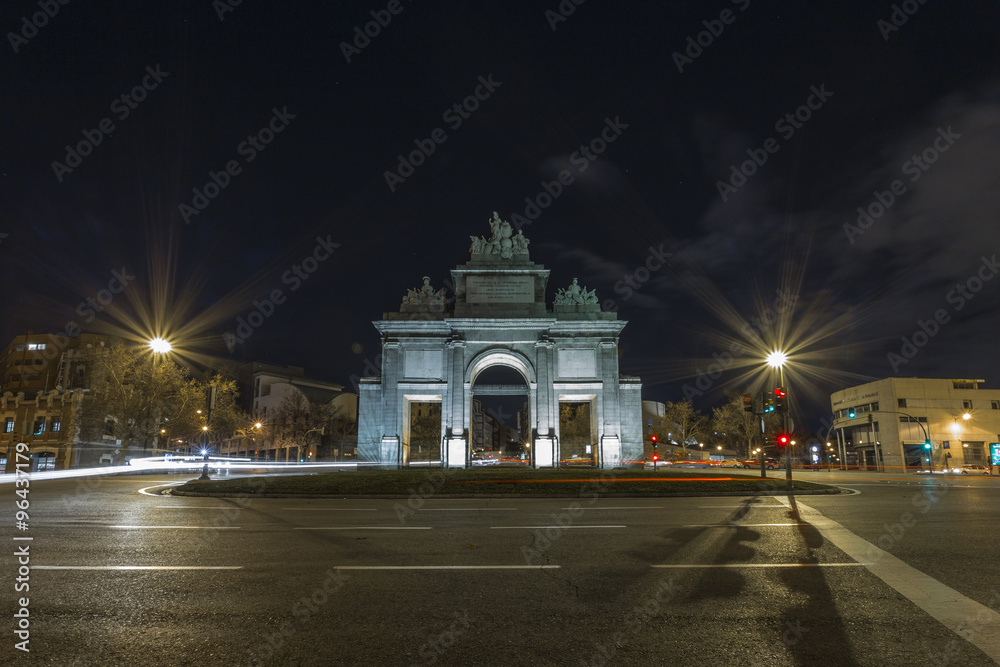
[711, 391, 782, 458]
[80, 342, 203, 464]
[268, 391, 315, 456]
[317, 401, 359, 460]
[659, 399, 708, 453]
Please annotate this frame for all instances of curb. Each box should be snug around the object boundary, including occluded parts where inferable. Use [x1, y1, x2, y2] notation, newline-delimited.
[169, 488, 844, 499]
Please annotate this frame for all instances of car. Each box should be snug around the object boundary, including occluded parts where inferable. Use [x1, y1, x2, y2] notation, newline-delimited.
[471, 453, 500, 466]
[741, 459, 782, 470]
[958, 464, 990, 475]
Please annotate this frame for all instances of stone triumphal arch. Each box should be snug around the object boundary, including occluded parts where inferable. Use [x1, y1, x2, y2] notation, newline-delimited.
[357, 213, 642, 468]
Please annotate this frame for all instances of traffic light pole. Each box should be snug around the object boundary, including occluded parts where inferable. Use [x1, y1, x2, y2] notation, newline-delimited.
[780, 370, 792, 491]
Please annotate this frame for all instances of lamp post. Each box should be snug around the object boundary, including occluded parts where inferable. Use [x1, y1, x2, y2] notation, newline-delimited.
[147, 338, 172, 458]
[766, 350, 792, 490]
[198, 424, 211, 480]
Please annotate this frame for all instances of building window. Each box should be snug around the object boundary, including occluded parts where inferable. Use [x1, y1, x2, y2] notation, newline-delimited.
[963, 400, 973, 410]
[15, 344, 24, 351]
[104, 419, 115, 436]
[33, 418, 46, 435]
[953, 381, 977, 389]
[3, 419, 14, 433]
[964, 444, 985, 463]
[50, 419, 61, 432]
[992, 400, 1000, 410]
[26, 343, 46, 350]
[898, 398, 907, 408]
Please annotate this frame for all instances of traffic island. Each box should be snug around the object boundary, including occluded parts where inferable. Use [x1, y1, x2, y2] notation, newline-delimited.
[172, 468, 841, 498]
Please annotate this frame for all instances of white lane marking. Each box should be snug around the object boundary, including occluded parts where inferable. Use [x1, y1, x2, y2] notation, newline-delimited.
[333, 565, 560, 570]
[35, 566, 242, 570]
[775, 495, 1000, 661]
[697, 504, 784, 508]
[419, 508, 517, 511]
[138, 482, 186, 496]
[652, 563, 864, 568]
[107, 525, 241, 529]
[281, 508, 378, 511]
[684, 523, 809, 527]
[293, 526, 431, 530]
[559, 506, 662, 510]
[154, 506, 231, 509]
[490, 525, 626, 530]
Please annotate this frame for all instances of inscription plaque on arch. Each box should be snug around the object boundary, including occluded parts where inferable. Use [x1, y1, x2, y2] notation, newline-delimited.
[466, 275, 534, 303]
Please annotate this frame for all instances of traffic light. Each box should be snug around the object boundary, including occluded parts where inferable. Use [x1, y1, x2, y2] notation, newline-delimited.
[742, 395, 753, 413]
[776, 433, 790, 448]
[774, 387, 786, 412]
[651, 453, 659, 461]
[923, 440, 931, 450]
[848, 407, 856, 418]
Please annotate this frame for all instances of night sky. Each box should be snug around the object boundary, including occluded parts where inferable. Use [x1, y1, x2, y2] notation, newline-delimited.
[3, 1, 1000, 428]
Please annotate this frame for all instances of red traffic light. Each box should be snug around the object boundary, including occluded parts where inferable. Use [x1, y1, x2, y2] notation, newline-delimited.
[776, 433, 790, 447]
[774, 387, 786, 398]
[652, 454, 659, 461]
[650, 435, 657, 443]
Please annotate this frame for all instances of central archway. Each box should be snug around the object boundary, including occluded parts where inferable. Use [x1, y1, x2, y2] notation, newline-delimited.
[464, 349, 535, 468]
[470, 366, 530, 467]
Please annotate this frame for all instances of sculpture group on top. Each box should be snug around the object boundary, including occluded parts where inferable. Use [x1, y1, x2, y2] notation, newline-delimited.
[469, 212, 530, 260]
[554, 278, 599, 305]
[402, 276, 447, 305]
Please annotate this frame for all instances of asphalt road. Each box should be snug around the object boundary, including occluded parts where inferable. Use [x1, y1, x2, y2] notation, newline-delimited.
[3, 471, 999, 666]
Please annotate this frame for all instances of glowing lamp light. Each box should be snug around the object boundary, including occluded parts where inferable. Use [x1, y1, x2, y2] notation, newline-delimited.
[148, 338, 172, 354]
[765, 350, 788, 369]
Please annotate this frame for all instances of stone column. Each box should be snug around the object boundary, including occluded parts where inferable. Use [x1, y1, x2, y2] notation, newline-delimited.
[380, 341, 402, 468]
[599, 341, 621, 469]
[444, 338, 467, 468]
[533, 338, 556, 467]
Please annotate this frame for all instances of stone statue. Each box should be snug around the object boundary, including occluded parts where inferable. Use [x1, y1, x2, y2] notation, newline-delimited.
[402, 276, 447, 305]
[469, 211, 530, 260]
[513, 230, 529, 254]
[554, 277, 599, 305]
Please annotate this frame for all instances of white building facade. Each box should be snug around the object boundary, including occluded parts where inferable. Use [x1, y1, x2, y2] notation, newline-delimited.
[830, 377, 1000, 471]
[357, 214, 643, 469]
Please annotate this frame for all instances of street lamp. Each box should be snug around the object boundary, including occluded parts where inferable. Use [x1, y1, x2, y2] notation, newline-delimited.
[198, 424, 211, 480]
[148, 337, 172, 354]
[766, 349, 793, 488]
